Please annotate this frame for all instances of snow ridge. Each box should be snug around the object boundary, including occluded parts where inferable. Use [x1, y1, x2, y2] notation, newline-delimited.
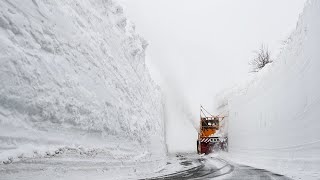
[217, 0, 320, 179]
[0, 0, 166, 165]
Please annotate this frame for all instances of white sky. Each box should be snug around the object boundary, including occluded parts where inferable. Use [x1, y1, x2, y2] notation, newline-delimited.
[119, 0, 306, 112]
[118, 0, 306, 152]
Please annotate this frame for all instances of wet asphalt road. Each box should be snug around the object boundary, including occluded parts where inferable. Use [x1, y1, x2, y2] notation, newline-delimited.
[0, 152, 293, 180]
[144, 156, 292, 180]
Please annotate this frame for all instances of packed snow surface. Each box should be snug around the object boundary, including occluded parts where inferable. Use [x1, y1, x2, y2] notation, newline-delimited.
[0, 0, 166, 174]
[217, 0, 320, 179]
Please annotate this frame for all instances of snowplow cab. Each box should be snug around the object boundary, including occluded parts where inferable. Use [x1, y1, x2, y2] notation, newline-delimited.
[197, 106, 223, 154]
[200, 117, 219, 136]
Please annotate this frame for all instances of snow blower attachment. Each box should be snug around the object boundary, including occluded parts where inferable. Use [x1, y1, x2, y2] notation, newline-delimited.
[197, 106, 227, 154]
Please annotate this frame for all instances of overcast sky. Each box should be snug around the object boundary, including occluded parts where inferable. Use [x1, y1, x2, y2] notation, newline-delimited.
[120, 0, 306, 111]
[118, 0, 306, 152]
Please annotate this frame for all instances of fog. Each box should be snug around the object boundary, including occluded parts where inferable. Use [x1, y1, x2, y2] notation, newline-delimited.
[119, 0, 306, 152]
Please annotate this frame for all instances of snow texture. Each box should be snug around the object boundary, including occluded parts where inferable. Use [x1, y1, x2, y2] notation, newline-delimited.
[217, 0, 320, 179]
[0, 0, 166, 169]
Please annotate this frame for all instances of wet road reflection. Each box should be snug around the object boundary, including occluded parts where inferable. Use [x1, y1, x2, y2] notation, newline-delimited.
[144, 155, 291, 180]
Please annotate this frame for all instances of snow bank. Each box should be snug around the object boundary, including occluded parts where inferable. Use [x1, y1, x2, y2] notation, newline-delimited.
[0, 0, 166, 167]
[217, 0, 320, 179]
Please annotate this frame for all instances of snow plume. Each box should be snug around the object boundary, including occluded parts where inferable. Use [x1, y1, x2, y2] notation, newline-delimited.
[217, 0, 320, 179]
[159, 68, 198, 153]
[0, 0, 166, 167]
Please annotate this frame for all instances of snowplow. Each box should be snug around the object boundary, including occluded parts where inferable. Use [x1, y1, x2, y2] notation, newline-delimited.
[197, 106, 227, 154]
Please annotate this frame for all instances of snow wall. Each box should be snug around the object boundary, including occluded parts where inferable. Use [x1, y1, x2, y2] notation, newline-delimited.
[217, 0, 320, 178]
[0, 0, 166, 166]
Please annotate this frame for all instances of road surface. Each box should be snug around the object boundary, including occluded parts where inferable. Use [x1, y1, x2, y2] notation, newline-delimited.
[0, 152, 292, 180]
[144, 154, 292, 180]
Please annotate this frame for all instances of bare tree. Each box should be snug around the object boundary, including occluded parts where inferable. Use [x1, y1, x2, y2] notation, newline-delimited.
[249, 45, 273, 72]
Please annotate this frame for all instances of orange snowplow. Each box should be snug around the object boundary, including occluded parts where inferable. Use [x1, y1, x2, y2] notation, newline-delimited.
[197, 106, 227, 154]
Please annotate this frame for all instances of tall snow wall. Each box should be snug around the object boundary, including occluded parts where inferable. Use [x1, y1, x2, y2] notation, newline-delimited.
[0, 0, 166, 165]
[218, 0, 320, 178]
